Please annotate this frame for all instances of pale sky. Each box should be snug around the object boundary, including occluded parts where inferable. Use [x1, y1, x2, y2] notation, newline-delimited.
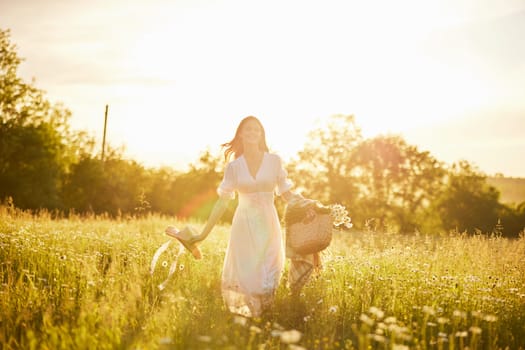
[2, 0, 525, 176]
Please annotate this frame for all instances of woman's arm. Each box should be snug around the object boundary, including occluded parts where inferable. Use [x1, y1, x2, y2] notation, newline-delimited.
[282, 191, 320, 213]
[282, 191, 308, 204]
[194, 197, 231, 242]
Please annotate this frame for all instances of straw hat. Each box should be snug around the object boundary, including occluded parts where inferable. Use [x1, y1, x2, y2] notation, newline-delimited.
[165, 226, 202, 259]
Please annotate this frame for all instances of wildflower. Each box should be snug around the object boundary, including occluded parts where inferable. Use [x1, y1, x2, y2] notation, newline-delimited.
[330, 204, 353, 228]
[469, 326, 482, 335]
[360, 314, 374, 327]
[455, 331, 468, 338]
[369, 334, 385, 343]
[484, 314, 498, 322]
[196, 335, 212, 343]
[150, 240, 171, 274]
[422, 306, 435, 316]
[271, 330, 282, 337]
[329, 305, 338, 313]
[159, 337, 173, 345]
[179, 264, 185, 271]
[388, 324, 409, 336]
[384, 316, 397, 324]
[471, 311, 482, 319]
[280, 329, 302, 344]
[273, 322, 285, 330]
[233, 315, 248, 327]
[437, 317, 449, 324]
[161, 261, 168, 268]
[453, 310, 467, 319]
[369, 306, 384, 319]
[250, 325, 262, 334]
[289, 345, 307, 350]
[392, 345, 409, 350]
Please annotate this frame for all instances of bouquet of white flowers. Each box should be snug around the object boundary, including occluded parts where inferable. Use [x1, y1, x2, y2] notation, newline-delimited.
[328, 203, 353, 229]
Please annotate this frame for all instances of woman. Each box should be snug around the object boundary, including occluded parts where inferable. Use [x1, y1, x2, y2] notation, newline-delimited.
[166, 116, 316, 317]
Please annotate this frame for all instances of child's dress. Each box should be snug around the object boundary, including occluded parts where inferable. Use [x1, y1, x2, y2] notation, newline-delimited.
[217, 152, 292, 317]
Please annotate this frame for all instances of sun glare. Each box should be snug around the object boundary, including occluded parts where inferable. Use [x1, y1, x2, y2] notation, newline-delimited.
[72, 0, 518, 172]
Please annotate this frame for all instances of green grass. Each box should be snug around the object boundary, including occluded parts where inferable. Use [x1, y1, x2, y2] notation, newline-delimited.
[1, 205, 524, 349]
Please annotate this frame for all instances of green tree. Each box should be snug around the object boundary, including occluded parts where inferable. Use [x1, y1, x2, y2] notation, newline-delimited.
[496, 202, 525, 237]
[63, 147, 149, 216]
[145, 166, 178, 215]
[435, 160, 502, 234]
[289, 116, 447, 232]
[288, 114, 362, 207]
[351, 135, 445, 233]
[0, 29, 89, 209]
[0, 122, 66, 208]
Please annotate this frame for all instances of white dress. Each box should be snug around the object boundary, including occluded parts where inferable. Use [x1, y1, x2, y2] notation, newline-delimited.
[217, 152, 292, 317]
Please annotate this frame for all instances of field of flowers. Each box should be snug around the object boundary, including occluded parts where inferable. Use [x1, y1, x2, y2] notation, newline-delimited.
[1, 205, 524, 349]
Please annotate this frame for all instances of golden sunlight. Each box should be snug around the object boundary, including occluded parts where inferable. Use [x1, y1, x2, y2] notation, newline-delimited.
[5, 0, 517, 174]
[111, 0, 499, 162]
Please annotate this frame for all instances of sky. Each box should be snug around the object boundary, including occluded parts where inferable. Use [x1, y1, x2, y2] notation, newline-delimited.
[2, 0, 525, 176]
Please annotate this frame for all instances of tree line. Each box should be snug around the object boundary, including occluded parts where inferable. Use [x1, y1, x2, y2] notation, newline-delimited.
[1, 29, 524, 236]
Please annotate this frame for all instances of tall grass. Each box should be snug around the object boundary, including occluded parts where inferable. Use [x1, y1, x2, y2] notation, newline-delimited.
[1, 205, 524, 349]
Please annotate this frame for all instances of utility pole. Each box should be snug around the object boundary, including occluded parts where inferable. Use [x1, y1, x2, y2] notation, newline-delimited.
[101, 104, 108, 161]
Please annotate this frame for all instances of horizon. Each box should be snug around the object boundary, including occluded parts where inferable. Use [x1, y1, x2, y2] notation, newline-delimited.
[2, 0, 525, 177]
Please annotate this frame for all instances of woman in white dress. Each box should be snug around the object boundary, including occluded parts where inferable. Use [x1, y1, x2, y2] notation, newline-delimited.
[167, 116, 302, 317]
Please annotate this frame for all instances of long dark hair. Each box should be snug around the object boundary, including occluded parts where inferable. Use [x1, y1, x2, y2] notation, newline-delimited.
[221, 116, 269, 162]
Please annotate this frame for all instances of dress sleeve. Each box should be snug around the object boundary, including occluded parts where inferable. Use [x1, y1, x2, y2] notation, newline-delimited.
[217, 162, 236, 199]
[275, 155, 293, 196]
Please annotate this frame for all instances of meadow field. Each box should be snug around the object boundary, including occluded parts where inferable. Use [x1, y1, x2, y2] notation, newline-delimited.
[1, 205, 524, 350]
